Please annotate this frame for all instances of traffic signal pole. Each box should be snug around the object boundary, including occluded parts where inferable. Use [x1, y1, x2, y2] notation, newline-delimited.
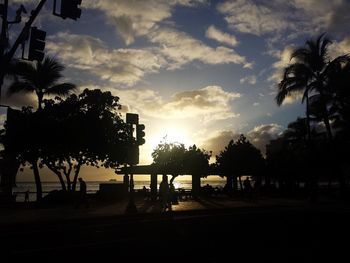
[0, 0, 47, 102]
[0, 0, 9, 102]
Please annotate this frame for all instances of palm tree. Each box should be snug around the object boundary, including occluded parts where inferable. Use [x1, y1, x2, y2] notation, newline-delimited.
[6, 56, 76, 201]
[276, 34, 334, 141]
[325, 55, 350, 136]
[7, 56, 76, 110]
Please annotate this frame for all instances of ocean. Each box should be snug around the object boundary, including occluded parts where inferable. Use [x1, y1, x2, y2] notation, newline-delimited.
[13, 177, 228, 202]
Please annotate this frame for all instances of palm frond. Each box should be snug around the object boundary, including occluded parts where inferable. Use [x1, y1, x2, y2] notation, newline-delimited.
[291, 48, 310, 63]
[38, 56, 65, 88]
[7, 81, 35, 96]
[11, 60, 37, 83]
[320, 35, 332, 59]
[46, 83, 77, 96]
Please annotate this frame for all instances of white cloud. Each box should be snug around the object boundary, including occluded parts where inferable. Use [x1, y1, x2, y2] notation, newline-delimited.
[47, 31, 251, 86]
[268, 45, 295, 83]
[329, 37, 350, 60]
[253, 102, 259, 106]
[240, 75, 257, 85]
[0, 113, 6, 129]
[83, 0, 207, 45]
[217, 0, 290, 36]
[280, 93, 303, 105]
[217, 0, 350, 39]
[47, 32, 165, 86]
[148, 27, 251, 69]
[205, 25, 239, 47]
[86, 85, 241, 123]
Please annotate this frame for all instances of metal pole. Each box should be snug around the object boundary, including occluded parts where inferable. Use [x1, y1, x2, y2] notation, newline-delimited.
[125, 170, 137, 213]
[0, 0, 8, 101]
[0, 0, 47, 102]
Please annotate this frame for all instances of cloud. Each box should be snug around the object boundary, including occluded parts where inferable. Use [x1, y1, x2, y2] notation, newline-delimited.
[47, 31, 251, 86]
[217, 0, 290, 36]
[329, 37, 350, 59]
[205, 25, 238, 47]
[217, 0, 350, 39]
[268, 45, 295, 83]
[240, 75, 257, 85]
[201, 123, 284, 156]
[47, 32, 165, 86]
[247, 123, 284, 154]
[83, 0, 207, 45]
[148, 27, 251, 69]
[0, 113, 6, 129]
[201, 130, 241, 157]
[253, 102, 259, 106]
[1, 78, 37, 109]
[86, 85, 241, 123]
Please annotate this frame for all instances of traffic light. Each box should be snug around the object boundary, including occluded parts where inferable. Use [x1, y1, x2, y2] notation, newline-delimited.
[61, 0, 82, 20]
[136, 124, 145, 145]
[28, 27, 46, 62]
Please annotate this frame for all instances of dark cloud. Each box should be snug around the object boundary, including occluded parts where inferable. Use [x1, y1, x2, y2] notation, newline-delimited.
[202, 123, 284, 157]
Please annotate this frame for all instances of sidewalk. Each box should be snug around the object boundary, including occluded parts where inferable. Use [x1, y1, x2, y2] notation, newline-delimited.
[0, 195, 310, 226]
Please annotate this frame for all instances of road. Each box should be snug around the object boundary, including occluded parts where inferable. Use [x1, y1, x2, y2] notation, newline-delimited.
[2, 205, 350, 262]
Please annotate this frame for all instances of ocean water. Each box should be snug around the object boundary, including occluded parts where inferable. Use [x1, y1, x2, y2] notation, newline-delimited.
[13, 178, 228, 202]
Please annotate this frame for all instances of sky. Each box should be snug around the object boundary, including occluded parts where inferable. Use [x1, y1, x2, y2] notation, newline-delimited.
[1, 0, 350, 181]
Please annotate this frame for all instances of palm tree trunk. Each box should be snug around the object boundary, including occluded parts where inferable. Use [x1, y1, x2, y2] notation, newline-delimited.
[318, 87, 333, 141]
[37, 91, 43, 110]
[31, 160, 42, 201]
[323, 114, 333, 141]
[305, 92, 312, 141]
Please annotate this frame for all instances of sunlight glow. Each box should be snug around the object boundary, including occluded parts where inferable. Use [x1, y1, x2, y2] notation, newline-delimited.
[148, 126, 192, 151]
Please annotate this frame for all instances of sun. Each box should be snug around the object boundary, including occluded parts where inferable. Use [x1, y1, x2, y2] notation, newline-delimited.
[139, 124, 194, 165]
[148, 126, 192, 151]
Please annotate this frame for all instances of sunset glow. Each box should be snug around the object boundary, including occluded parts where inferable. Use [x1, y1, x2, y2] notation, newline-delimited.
[1, 0, 348, 182]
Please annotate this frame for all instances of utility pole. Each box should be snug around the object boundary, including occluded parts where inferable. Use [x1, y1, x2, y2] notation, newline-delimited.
[0, 0, 9, 101]
[0, 0, 47, 101]
[0, 0, 82, 102]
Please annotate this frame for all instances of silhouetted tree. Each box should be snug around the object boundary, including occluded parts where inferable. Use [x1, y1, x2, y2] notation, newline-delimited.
[1, 107, 45, 200]
[7, 56, 76, 110]
[276, 34, 337, 141]
[326, 55, 350, 138]
[41, 89, 129, 191]
[152, 142, 186, 180]
[1, 89, 130, 200]
[184, 145, 211, 196]
[216, 135, 265, 193]
[152, 142, 210, 196]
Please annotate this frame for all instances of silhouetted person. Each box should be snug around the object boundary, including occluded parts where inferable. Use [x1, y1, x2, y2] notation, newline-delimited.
[142, 186, 149, 200]
[169, 182, 178, 204]
[76, 177, 88, 208]
[159, 175, 170, 212]
[24, 190, 29, 202]
[243, 177, 252, 199]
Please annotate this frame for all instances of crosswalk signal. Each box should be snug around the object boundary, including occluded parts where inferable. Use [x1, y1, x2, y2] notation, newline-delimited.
[136, 124, 145, 145]
[28, 27, 46, 62]
[61, 0, 82, 20]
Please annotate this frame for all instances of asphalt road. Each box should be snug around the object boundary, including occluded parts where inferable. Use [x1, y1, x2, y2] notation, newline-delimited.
[2, 205, 350, 262]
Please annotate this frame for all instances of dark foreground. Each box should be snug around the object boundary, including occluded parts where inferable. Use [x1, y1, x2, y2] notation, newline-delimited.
[2, 204, 350, 262]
